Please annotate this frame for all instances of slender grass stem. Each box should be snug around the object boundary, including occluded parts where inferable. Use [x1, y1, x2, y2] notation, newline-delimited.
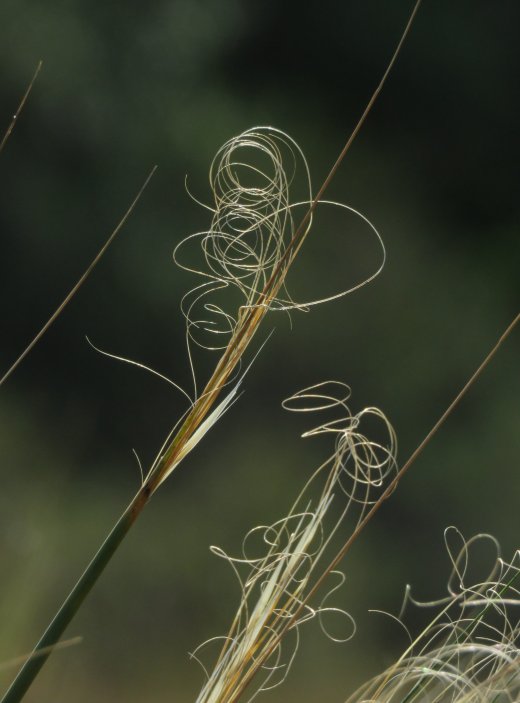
[0, 488, 149, 703]
[0, 61, 42, 155]
[0, 167, 157, 389]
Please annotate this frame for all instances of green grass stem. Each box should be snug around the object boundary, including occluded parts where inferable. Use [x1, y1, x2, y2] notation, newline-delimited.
[0, 488, 149, 703]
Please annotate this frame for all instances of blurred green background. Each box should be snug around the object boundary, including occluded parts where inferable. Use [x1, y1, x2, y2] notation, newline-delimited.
[1, 1, 519, 701]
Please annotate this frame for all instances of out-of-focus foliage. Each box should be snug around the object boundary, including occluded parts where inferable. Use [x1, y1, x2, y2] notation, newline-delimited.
[0, 1, 518, 701]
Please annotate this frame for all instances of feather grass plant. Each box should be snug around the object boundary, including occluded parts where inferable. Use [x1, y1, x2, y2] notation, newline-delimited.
[1, 1, 519, 701]
[0, 6, 424, 700]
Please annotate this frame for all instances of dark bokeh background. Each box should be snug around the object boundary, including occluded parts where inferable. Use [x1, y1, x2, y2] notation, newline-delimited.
[1, 1, 518, 701]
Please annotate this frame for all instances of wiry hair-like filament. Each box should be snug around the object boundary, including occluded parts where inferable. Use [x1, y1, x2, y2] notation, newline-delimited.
[344, 528, 520, 703]
[174, 127, 384, 353]
[174, 127, 310, 352]
[192, 381, 397, 703]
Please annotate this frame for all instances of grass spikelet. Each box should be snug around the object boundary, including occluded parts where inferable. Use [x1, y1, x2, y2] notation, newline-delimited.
[145, 127, 386, 496]
[192, 381, 397, 703]
[344, 529, 520, 703]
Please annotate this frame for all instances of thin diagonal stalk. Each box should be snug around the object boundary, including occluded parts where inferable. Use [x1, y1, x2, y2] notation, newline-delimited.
[0, 61, 42, 154]
[0, 167, 157, 388]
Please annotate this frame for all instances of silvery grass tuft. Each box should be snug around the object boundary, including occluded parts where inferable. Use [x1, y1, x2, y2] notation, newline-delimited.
[344, 529, 520, 703]
[189, 392, 519, 702]
[192, 381, 397, 702]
